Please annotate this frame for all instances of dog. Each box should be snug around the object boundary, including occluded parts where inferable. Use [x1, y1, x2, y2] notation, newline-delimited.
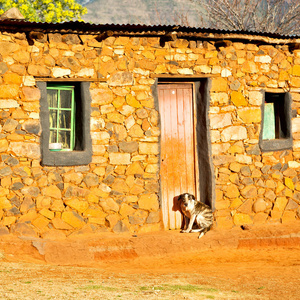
[178, 193, 213, 239]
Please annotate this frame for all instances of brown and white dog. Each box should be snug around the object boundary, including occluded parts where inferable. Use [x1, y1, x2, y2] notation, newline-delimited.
[178, 193, 213, 239]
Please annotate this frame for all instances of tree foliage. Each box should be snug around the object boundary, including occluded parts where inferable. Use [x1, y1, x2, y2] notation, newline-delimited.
[196, 0, 300, 35]
[0, 0, 87, 23]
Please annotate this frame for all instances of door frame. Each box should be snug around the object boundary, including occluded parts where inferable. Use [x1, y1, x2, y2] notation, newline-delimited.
[158, 82, 199, 229]
[152, 77, 215, 229]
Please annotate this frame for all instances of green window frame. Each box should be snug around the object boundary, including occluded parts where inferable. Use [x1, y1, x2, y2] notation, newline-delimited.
[47, 85, 75, 151]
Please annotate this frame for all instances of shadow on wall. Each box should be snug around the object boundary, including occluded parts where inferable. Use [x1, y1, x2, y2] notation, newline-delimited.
[172, 195, 184, 229]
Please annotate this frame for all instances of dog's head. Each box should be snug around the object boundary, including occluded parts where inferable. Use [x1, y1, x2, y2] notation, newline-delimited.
[178, 193, 196, 212]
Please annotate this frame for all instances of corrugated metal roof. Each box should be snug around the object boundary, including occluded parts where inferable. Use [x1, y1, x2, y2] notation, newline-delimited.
[0, 18, 299, 40]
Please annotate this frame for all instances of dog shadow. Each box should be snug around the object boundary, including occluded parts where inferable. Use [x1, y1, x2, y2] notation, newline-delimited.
[172, 195, 185, 229]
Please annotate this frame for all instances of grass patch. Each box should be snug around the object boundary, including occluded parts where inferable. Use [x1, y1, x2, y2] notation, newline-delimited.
[139, 284, 219, 293]
[78, 285, 118, 292]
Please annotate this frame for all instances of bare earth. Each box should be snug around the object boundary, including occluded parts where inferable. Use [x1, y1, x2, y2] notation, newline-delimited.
[0, 223, 300, 299]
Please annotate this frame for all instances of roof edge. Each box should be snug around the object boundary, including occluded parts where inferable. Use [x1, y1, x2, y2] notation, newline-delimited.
[0, 19, 299, 44]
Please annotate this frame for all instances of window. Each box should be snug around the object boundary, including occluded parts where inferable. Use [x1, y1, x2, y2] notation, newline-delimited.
[48, 85, 75, 151]
[38, 81, 92, 166]
[260, 91, 292, 151]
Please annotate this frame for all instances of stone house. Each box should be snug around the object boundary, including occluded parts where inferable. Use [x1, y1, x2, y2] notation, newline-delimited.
[0, 14, 300, 239]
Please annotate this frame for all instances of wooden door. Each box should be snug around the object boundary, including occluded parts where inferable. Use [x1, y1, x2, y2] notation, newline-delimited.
[158, 83, 197, 230]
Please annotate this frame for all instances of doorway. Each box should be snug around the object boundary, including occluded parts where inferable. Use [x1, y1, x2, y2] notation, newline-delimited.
[157, 80, 213, 230]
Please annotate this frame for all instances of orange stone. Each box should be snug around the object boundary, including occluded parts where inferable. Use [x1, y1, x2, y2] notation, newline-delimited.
[237, 108, 261, 123]
[253, 212, 268, 224]
[52, 217, 73, 230]
[0, 84, 19, 99]
[106, 214, 120, 228]
[138, 194, 159, 211]
[2, 216, 16, 226]
[83, 208, 107, 218]
[3, 73, 22, 84]
[119, 203, 136, 217]
[284, 177, 295, 190]
[273, 197, 288, 211]
[64, 198, 89, 213]
[126, 161, 144, 175]
[292, 65, 300, 76]
[215, 200, 230, 210]
[126, 94, 142, 108]
[42, 185, 62, 199]
[290, 77, 300, 87]
[61, 211, 85, 229]
[88, 217, 106, 225]
[0, 139, 8, 152]
[233, 213, 253, 226]
[225, 184, 240, 198]
[106, 112, 125, 124]
[231, 91, 248, 106]
[242, 61, 258, 73]
[230, 198, 243, 209]
[211, 77, 227, 92]
[39, 208, 55, 220]
[0, 197, 12, 210]
[32, 215, 49, 230]
[215, 189, 223, 202]
[50, 200, 65, 212]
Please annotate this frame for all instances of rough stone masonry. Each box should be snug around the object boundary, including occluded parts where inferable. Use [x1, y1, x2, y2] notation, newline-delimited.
[0, 22, 300, 239]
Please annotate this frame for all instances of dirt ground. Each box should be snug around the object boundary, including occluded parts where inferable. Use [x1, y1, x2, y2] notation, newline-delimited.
[0, 223, 300, 299]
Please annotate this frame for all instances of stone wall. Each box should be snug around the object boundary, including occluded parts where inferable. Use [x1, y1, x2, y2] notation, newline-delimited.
[0, 29, 299, 238]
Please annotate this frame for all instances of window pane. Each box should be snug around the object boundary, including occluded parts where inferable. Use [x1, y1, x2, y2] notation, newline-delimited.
[49, 110, 57, 128]
[60, 90, 73, 108]
[59, 111, 71, 129]
[58, 131, 71, 149]
[47, 89, 58, 108]
[49, 130, 57, 144]
[263, 103, 275, 140]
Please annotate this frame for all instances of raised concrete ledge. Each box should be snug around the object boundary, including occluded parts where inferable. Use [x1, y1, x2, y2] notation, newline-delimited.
[0, 223, 300, 266]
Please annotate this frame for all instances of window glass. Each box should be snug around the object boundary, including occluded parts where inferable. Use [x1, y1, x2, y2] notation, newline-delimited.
[47, 89, 58, 108]
[60, 89, 72, 108]
[262, 102, 275, 140]
[49, 110, 57, 128]
[49, 130, 57, 144]
[59, 131, 71, 149]
[59, 111, 72, 129]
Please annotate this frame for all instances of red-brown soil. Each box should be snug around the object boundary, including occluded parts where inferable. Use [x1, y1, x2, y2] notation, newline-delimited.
[0, 222, 300, 299]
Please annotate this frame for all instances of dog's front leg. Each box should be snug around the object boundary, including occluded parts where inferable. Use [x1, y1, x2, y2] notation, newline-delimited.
[181, 214, 196, 233]
[181, 216, 189, 232]
[183, 216, 190, 230]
